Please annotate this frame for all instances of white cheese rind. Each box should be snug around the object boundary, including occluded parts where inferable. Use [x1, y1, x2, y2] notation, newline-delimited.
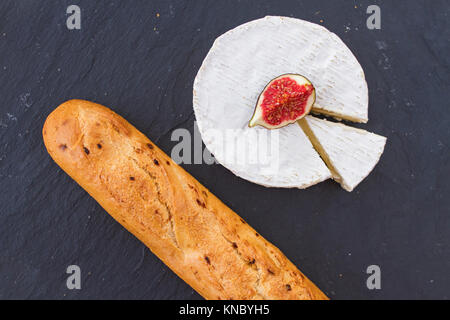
[302, 116, 387, 192]
[194, 16, 338, 189]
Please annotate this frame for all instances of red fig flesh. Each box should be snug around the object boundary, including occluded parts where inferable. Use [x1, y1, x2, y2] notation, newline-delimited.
[249, 74, 316, 129]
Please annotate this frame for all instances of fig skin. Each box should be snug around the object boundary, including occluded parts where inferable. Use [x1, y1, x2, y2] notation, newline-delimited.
[249, 74, 316, 130]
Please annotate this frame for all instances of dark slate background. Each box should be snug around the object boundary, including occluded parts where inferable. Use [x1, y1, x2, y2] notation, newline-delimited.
[0, 0, 448, 300]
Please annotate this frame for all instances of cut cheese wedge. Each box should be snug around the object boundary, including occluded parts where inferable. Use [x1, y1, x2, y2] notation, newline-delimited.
[299, 116, 387, 192]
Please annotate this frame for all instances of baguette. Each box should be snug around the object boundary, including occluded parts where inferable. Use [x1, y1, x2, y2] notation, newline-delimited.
[42, 99, 328, 300]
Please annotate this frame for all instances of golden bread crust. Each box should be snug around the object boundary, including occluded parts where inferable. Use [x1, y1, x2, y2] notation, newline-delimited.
[42, 99, 328, 300]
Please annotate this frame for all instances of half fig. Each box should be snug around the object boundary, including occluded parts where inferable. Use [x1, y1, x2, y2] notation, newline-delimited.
[249, 74, 316, 129]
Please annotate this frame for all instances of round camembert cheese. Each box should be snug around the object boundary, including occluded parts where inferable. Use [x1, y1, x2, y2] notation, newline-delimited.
[193, 16, 374, 189]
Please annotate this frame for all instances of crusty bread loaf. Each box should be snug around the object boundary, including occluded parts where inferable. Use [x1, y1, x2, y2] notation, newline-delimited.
[42, 99, 328, 300]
